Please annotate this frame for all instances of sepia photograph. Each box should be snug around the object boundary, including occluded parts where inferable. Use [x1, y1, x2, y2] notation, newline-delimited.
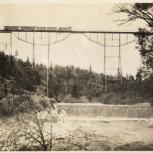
[0, 0, 153, 151]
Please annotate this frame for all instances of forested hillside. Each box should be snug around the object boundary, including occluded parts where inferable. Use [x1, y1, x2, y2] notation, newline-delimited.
[0, 51, 152, 105]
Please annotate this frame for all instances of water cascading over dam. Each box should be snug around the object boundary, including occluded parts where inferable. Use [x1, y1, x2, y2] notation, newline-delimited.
[57, 103, 153, 118]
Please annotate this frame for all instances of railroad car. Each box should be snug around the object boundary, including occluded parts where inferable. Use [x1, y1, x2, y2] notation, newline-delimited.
[4, 26, 19, 30]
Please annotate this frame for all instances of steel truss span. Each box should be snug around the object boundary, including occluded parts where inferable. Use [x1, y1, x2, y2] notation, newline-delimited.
[0, 26, 153, 35]
[1, 25, 149, 95]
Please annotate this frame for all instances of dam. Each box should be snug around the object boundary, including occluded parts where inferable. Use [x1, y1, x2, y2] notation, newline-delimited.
[57, 103, 153, 118]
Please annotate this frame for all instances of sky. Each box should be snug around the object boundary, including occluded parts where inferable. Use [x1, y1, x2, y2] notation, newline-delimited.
[0, 2, 147, 76]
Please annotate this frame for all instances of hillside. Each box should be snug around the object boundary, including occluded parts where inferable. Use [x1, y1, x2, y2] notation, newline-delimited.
[0, 51, 152, 117]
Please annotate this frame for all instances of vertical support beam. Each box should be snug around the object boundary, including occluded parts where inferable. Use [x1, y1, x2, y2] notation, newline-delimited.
[18, 32, 19, 39]
[139, 56, 141, 69]
[112, 33, 113, 47]
[104, 33, 107, 92]
[32, 32, 35, 69]
[47, 32, 50, 97]
[140, 52, 142, 69]
[55, 32, 57, 42]
[118, 33, 122, 84]
[41, 32, 42, 40]
[25, 32, 27, 41]
[97, 33, 98, 44]
[10, 32, 12, 56]
[126, 34, 128, 43]
[89, 33, 91, 41]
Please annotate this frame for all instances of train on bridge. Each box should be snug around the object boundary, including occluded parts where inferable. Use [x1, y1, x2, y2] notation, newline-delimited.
[3, 26, 72, 31]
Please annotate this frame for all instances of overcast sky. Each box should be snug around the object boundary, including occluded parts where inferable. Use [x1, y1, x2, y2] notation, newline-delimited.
[0, 2, 147, 76]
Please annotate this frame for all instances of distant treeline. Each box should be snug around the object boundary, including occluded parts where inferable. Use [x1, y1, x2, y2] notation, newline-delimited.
[0, 52, 153, 104]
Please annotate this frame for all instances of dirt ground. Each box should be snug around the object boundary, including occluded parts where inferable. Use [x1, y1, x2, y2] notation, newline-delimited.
[51, 116, 153, 150]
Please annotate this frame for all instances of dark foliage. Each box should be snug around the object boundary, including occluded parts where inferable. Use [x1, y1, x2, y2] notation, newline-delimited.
[0, 52, 41, 91]
[1, 51, 152, 104]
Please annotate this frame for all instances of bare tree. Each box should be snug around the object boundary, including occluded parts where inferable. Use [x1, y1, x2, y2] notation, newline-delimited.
[114, 3, 153, 72]
[15, 97, 56, 151]
[114, 3, 153, 27]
